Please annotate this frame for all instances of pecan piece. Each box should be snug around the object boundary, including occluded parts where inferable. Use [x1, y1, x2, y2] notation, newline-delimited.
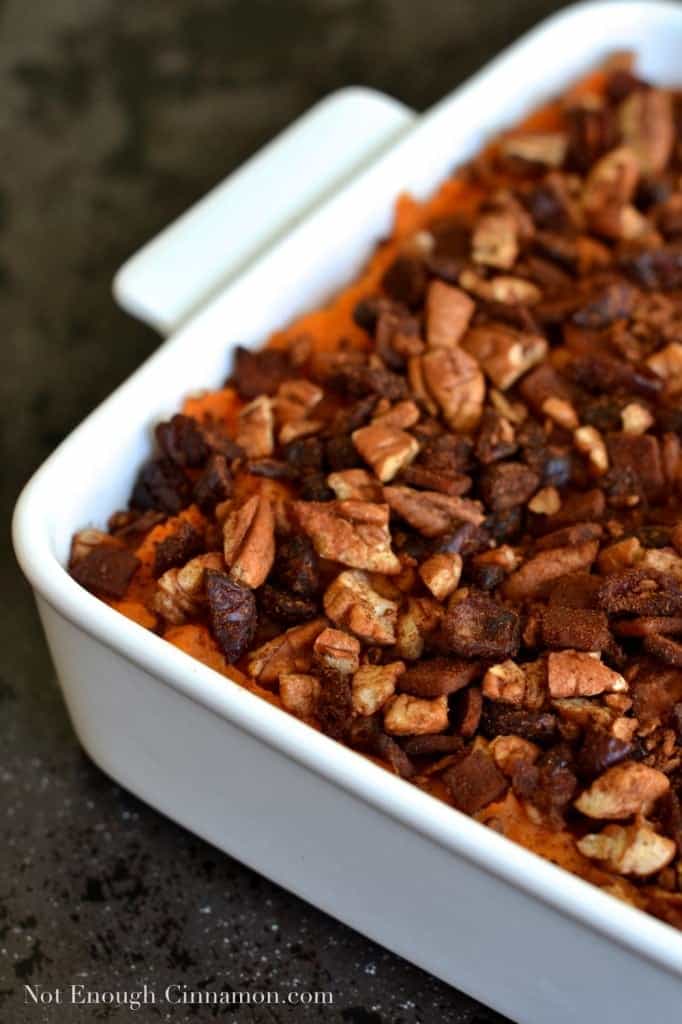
[223, 493, 275, 589]
[383, 694, 449, 736]
[501, 133, 567, 168]
[352, 422, 419, 483]
[236, 396, 274, 458]
[503, 540, 600, 602]
[323, 570, 398, 645]
[313, 627, 360, 677]
[578, 821, 676, 877]
[420, 347, 485, 431]
[206, 569, 257, 664]
[384, 485, 484, 537]
[398, 657, 479, 698]
[352, 661, 405, 716]
[294, 500, 400, 575]
[619, 88, 674, 175]
[597, 568, 682, 616]
[471, 210, 519, 270]
[153, 552, 224, 624]
[326, 469, 385, 502]
[574, 761, 669, 820]
[482, 661, 527, 705]
[462, 323, 547, 391]
[247, 618, 327, 686]
[540, 606, 611, 652]
[425, 280, 475, 348]
[547, 651, 627, 698]
[279, 673, 320, 719]
[418, 552, 462, 601]
[442, 748, 508, 814]
[395, 595, 443, 660]
[443, 593, 520, 659]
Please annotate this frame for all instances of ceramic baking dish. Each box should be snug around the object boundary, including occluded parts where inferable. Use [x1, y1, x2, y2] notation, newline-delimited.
[13, 3, 682, 1020]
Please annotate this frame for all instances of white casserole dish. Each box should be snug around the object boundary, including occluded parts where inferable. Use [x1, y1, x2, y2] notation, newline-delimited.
[13, 3, 682, 1020]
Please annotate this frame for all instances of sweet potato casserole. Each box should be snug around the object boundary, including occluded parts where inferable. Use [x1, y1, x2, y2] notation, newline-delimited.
[69, 56, 682, 928]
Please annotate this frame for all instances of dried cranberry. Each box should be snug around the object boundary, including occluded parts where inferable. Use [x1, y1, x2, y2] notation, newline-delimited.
[152, 522, 204, 578]
[206, 571, 257, 664]
[155, 414, 209, 468]
[131, 457, 192, 514]
[193, 453, 233, 512]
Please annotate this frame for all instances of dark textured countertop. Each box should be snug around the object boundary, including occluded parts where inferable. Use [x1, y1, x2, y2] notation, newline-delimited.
[4, 2, 570, 1020]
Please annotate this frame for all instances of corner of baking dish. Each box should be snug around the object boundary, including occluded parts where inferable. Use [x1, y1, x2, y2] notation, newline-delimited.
[13, 0, 682, 979]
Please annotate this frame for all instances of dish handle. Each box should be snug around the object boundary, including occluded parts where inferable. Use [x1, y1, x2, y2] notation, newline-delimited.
[113, 87, 416, 336]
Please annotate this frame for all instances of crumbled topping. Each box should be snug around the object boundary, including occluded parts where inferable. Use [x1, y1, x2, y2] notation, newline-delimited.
[323, 570, 398, 645]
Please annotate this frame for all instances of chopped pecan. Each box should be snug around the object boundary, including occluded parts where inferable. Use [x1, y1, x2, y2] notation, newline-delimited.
[205, 569, 257, 664]
[418, 552, 462, 600]
[542, 397, 579, 430]
[482, 660, 527, 705]
[574, 426, 609, 476]
[395, 595, 443, 660]
[489, 734, 540, 777]
[222, 493, 275, 589]
[443, 748, 509, 814]
[398, 657, 479, 698]
[462, 323, 547, 390]
[279, 673, 320, 719]
[459, 270, 542, 306]
[619, 88, 674, 175]
[156, 414, 209, 468]
[548, 571, 601, 610]
[323, 570, 398, 645]
[547, 651, 627, 698]
[236, 396, 274, 458]
[501, 133, 568, 168]
[647, 342, 682, 395]
[294, 500, 400, 574]
[247, 618, 327, 686]
[471, 210, 519, 270]
[400, 464, 472, 496]
[274, 379, 323, 426]
[597, 537, 642, 574]
[327, 468, 383, 502]
[372, 399, 421, 430]
[475, 408, 517, 465]
[153, 552, 224, 624]
[313, 627, 360, 677]
[528, 486, 561, 515]
[578, 821, 676, 877]
[152, 521, 204, 578]
[480, 461, 540, 512]
[424, 280, 475, 348]
[443, 592, 520, 659]
[352, 661, 405, 716]
[597, 568, 682, 616]
[70, 544, 140, 599]
[419, 347, 486, 431]
[503, 540, 600, 602]
[383, 693, 449, 736]
[384, 485, 484, 537]
[582, 146, 640, 228]
[352, 422, 419, 483]
[574, 760, 670, 819]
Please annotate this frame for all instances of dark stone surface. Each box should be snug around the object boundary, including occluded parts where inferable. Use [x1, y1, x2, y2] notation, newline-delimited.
[3, 1, 571, 1020]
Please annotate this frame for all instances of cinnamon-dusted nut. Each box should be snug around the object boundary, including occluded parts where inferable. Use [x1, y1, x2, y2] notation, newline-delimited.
[459, 270, 542, 306]
[352, 422, 419, 483]
[383, 485, 484, 537]
[646, 342, 682, 396]
[621, 402, 654, 435]
[153, 552, 224, 624]
[247, 618, 327, 686]
[313, 627, 360, 677]
[473, 545, 521, 575]
[383, 693, 449, 736]
[352, 661, 405, 716]
[323, 570, 398, 645]
[424, 280, 475, 349]
[279, 673, 321, 719]
[398, 657, 479, 698]
[420, 346, 486, 431]
[442, 748, 509, 814]
[482, 661, 527, 705]
[462, 324, 547, 391]
[583, 146, 640, 217]
[472, 210, 519, 270]
[294, 500, 400, 574]
[503, 540, 600, 602]
[274, 379, 323, 425]
[236, 395, 274, 458]
[372, 399, 421, 430]
[528, 486, 561, 516]
[542, 397, 579, 431]
[500, 133, 568, 168]
[574, 426, 609, 475]
[619, 88, 674, 175]
[547, 651, 627, 699]
[444, 592, 520, 659]
[327, 469, 383, 502]
[577, 821, 676, 877]
[279, 418, 324, 445]
[395, 595, 443, 660]
[574, 761, 670, 820]
[490, 734, 540, 778]
[407, 355, 439, 416]
[597, 537, 642, 574]
[223, 492, 275, 588]
[418, 552, 463, 600]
